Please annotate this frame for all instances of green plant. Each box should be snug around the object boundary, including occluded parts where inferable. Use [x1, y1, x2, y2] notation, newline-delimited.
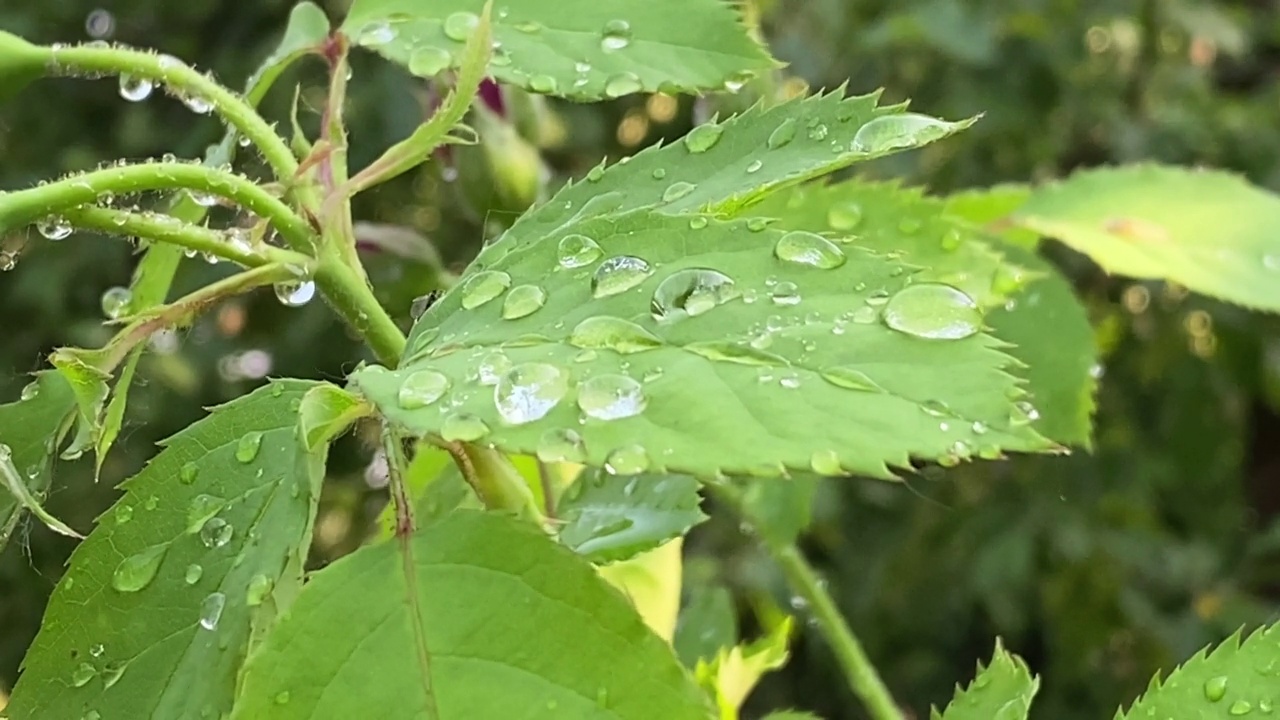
[1, 1, 1278, 718]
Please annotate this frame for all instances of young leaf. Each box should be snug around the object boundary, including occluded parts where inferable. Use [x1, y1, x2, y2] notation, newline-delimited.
[0, 441, 81, 539]
[231, 510, 713, 719]
[1115, 624, 1280, 720]
[0, 31, 50, 101]
[598, 538, 685, 641]
[49, 348, 111, 461]
[557, 470, 706, 563]
[6, 381, 327, 720]
[1011, 164, 1280, 313]
[298, 382, 372, 450]
[341, 0, 777, 99]
[674, 581, 739, 668]
[932, 640, 1039, 720]
[695, 618, 793, 719]
[354, 210, 1052, 480]
[0, 372, 75, 551]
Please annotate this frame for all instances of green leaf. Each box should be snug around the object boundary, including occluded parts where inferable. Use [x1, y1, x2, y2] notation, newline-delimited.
[736, 475, 818, 547]
[354, 210, 1051, 480]
[232, 510, 712, 719]
[341, 0, 777, 99]
[0, 31, 50, 101]
[49, 347, 111, 461]
[0, 430, 81, 540]
[987, 246, 1097, 448]
[597, 538, 685, 641]
[1011, 164, 1280, 313]
[674, 582, 739, 668]
[7, 380, 326, 720]
[1115, 624, 1280, 720]
[695, 618, 793, 719]
[762, 713, 822, 720]
[943, 184, 1039, 249]
[0, 372, 75, 551]
[557, 470, 706, 563]
[298, 382, 372, 450]
[932, 640, 1039, 720]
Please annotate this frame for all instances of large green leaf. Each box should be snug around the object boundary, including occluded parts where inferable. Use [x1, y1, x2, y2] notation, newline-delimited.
[231, 510, 712, 719]
[1115, 624, 1280, 720]
[341, 0, 776, 99]
[354, 210, 1051, 480]
[0, 372, 76, 550]
[932, 641, 1039, 720]
[557, 469, 706, 563]
[7, 381, 326, 720]
[1011, 164, 1280, 313]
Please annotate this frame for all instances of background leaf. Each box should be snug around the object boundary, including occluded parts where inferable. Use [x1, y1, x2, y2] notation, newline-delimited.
[931, 640, 1039, 720]
[695, 618, 793, 719]
[0, 372, 74, 551]
[557, 469, 706, 563]
[341, 0, 776, 99]
[597, 538, 685, 641]
[7, 381, 325, 720]
[232, 510, 712, 719]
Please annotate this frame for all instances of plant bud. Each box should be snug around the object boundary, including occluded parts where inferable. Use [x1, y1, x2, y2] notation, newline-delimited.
[454, 101, 549, 222]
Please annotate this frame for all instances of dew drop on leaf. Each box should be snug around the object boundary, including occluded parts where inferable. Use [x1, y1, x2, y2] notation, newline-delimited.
[689, 216, 709, 230]
[746, 159, 763, 173]
[71, 662, 96, 687]
[810, 449, 843, 476]
[198, 591, 226, 631]
[578, 374, 647, 421]
[184, 563, 203, 585]
[111, 545, 167, 593]
[275, 691, 291, 705]
[768, 118, 798, 149]
[408, 47, 451, 77]
[199, 518, 233, 549]
[1229, 700, 1253, 716]
[882, 283, 981, 340]
[820, 367, 883, 392]
[477, 351, 513, 385]
[661, 181, 697, 203]
[585, 166, 605, 183]
[852, 113, 953, 153]
[19, 381, 38, 401]
[180, 462, 198, 485]
[683, 122, 724, 154]
[537, 428, 586, 463]
[185, 494, 225, 534]
[461, 269, 512, 309]
[502, 284, 548, 320]
[557, 234, 602, 268]
[600, 19, 633, 51]
[826, 202, 864, 231]
[746, 217, 769, 232]
[591, 256, 653, 298]
[651, 268, 738, 321]
[513, 20, 542, 34]
[1010, 400, 1040, 426]
[37, 216, 72, 241]
[235, 431, 263, 463]
[357, 22, 395, 46]
[100, 286, 132, 320]
[441, 413, 490, 442]
[605, 444, 650, 475]
[89, 643, 104, 658]
[495, 363, 569, 424]
[118, 73, 152, 102]
[604, 72, 642, 98]
[245, 574, 273, 607]
[685, 340, 787, 367]
[529, 74, 557, 94]
[443, 11, 480, 41]
[114, 503, 134, 525]
[770, 281, 801, 306]
[101, 660, 126, 689]
[397, 369, 450, 409]
[569, 316, 663, 354]
[181, 94, 214, 115]
[774, 231, 847, 270]
[274, 280, 315, 307]
[1204, 675, 1228, 701]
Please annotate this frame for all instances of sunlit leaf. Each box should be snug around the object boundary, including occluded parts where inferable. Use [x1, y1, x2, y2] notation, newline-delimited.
[341, 0, 776, 99]
[48, 348, 110, 461]
[932, 640, 1038, 720]
[598, 538, 685, 641]
[695, 618, 792, 719]
[232, 510, 712, 719]
[943, 184, 1038, 249]
[298, 382, 372, 450]
[0, 372, 75, 551]
[557, 469, 705, 563]
[7, 381, 326, 720]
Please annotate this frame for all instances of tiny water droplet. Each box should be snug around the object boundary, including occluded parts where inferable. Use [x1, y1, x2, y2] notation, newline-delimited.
[771, 281, 801, 306]
[185, 563, 203, 585]
[768, 118, 798, 149]
[651, 168, 667, 180]
[852, 113, 954, 153]
[408, 46, 452, 76]
[604, 72, 642, 98]
[181, 93, 214, 114]
[775, 231, 846, 270]
[810, 449, 843, 476]
[114, 503, 134, 525]
[529, 74, 557, 94]
[662, 181, 696, 203]
[495, 363, 570, 424]
[592, 256, 653, 298]
[200, 518, 233, 549]
[118, 73, 153, 102]
[746, 217, 770, 232]
[100, 286, 132, 320]
[502, 284, 547, 319]
[537, 428, 586, 463]
[557, 234, 602, 268]
[71, 662, 97, 687]
[441, 413, 490, 441]
[651, 268, 738, 320]
[275, 691, 291, 705]
[180, 462, 198, 485]
[605, 445, 650, 475]
[1010, 400, 1040, 426]
[443, 11, 480, 41]
[578, 374, 647, 421]
[1230, 700, 1253, 716]
[684, 123, 724, 154]
[689, 216, 709, 230]
[461, 270, 512, 309]
[186, 494, 225, 534]
[600, 19, 633, 51]
[746, 159, 763, 173]
[111, 545, 167, 593]
[585, 165, 605, 183]
[821, 367, 883, 392]
[882, 283, 981, 340]
[274, 280, 315, 307]
[198, 592, 226, 630]
[38, 216, 72, 241]
[477, 352, 513, 385]
[236, 431, 263, 463]
[89, 643, 105, 658]
[245, 574, 273, 607]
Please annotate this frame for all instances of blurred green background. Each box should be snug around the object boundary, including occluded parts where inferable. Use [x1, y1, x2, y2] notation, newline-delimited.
[3, 0, 1280, 718]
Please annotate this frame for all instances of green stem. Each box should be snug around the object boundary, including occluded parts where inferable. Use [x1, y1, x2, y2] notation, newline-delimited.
[314, 249, 406, 367]
[709, 482, 903, 720]
[383, 430, 415, 536]
[47, 43, 299, 181]
[0, 163, 315, 252]
[64, 207, 311, 268]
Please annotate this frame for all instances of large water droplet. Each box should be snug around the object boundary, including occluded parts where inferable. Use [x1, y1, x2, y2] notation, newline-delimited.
[274, 280, 315, 307]
[810, 449, 843, 476]
[199, 518, 233, 549]
[236, 431, 263, 463]
[71, 662, 97, 687]
[686, 341, 787, 367]
[882, 283, 981, 340]
[477, 352, 513, 385]
[198, 592, 226, 630]
[537, 428, 586, 463]
[651, 268, 738, 321]
[461, 270, 512, 309]
[605, 445, 650, 475]
[37, 216, 72, 241]
[1230, 700, 1254, 716]
[826, 201, 864, 231]
[245, 574, 273, 607]
[592, 256, 653, 298]
[604, 72, 642, 98]
[662, 181, 696, 203]
[100, 286, 133, 320]
[443, 11, 480, 41]
[775, 231, 846, 269]
[408, 46, 452, 76]
[111, 545, 167, 593]
[557, 234, 602, 268]
[495, 363, 569, 424]
[684, 123, 724, 154]
[600, 19, 633, 51]
[578, 374, 646, 421]
[771, 281, 801, 306]
[118, 73, 153, 102]
[441, 413, 490, 441]
[569, 316, 663, 354]
[1204, 675, 1229, 702]
[502, 284, 547, 319]
[186, 494, 225, 534]
[852, 113, 953, 153]
[768, 118, 798, 149]
[397, 369, 450, 410]
[821, 367, 884, 392]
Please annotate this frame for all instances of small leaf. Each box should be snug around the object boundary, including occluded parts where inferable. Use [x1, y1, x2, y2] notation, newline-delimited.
[0, 372, 75, 551]
[298, 382, 372, 450]
[557, 470, 705, 563]
[232, 510, 713, 719]
[49, 348, 111, 461]
[1115, 624, 1280, 720]
[598, 538, 685, 641]
[932, 640, 1039, 720]
[0, 415, 81, 540]
[7, 381, 326, 720]
[674, 581, 739, 668]
[695, 617, 793, 719]
[1011, 164, 1280, 312]
[341, 0, 776, 99]
[0, 31, 50, 101]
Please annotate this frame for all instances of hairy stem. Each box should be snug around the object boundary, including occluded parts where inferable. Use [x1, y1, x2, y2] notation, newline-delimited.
[313, 252, 406, 366]
[708, 482, 903, 720]
[46, 43, 299, 181]
[383, 430, 415, 536]
[64, 207, 311, 268]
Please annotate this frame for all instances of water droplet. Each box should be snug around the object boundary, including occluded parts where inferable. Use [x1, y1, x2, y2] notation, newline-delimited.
[441, 413, 490, 441]
[807, 124, 829, 141]
[71, 662, 97, 687]
[118, 73, 153, 102]
[461, 270, 512, 309]
[585, 165, 605, 183]
[502, 284, 547, 319]
[495, 363, 569, 424]
[529, 74, 557, 94]
[0, 251, 17, 271]
[689, 216, 709, 230]
[686, 341, 787, 366]
[111, 545, 167, 593]
[657, 181, 698, 205]
[651, 268, 738, 321]
[185, 563, 203, 585]
[684, 123, 724, 154]
[827, 202, 863, 231]
[357, 21, 395, 46]
[604, 72, 643, 98]
[852, 113, 954, 153]
[477, 352, 513, 385]
[245, 574, 273, 607]
[723, 71, 752, 93]
[770, 281, 801, 306]
[775, 231, 846, 270]
[513, 20, 542, 33]
[605, 445, 650, 474]
[37, 216, 72, 241]
[114, 503, 134, 525]
[274, 280, 315, 307]
[198, 592, 226, 630]
[236, 431, 263, 463]
[600, 19, 633, 51]
[275, 691, 291, 705]
[569, 316, 663, 354]
[89, 643, 105, 658]
[746, 159, 763, 173]
[591, 256, 653, 298]
[557, 234, 602, 268]
[810, 449, 843, 475]
[100, 286, 132, 320]
[1010, 400, 1040, 426]
[200, 518, 233, 549]
[180, 462, 198, 485]
[397, 370, 450, 409]
[746, 217, 770, 232]
[180, 93, 214, 114]
[186, 494, 225, 534]
[768, 118, 798, 149]
[778, 373, 802, 389]
[537, 428, 586, 463]
[578, 374, 646, 421]
[1230, 701, 1254, 716]
[100, 660, 126, 689]
[1204, 676, 1229, 702]
[821, 367, 883, 392]
[443, 11, 480, 41]
[882, 283, 981, 340]
[83, 711, 102, 720]
[408, 47, 452, 76]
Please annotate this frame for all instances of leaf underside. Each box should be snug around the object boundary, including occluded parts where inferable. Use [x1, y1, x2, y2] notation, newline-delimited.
[232, 510, 711, 719]
[556, 469, 706, 563]
[0, 372, 76, 550]
[8, 381, 325, 720]
[932, 640, 1039, 720]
